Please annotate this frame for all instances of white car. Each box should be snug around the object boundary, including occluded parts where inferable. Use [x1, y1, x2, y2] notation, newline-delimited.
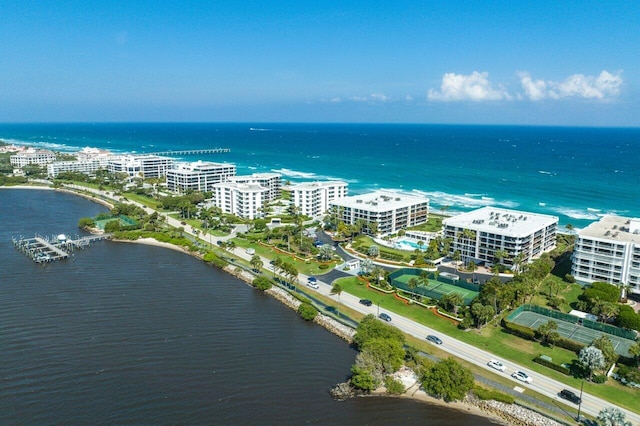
[307, 281, 320, 289]
[487, 359, 507, 372]
[511, 370, 533, 384]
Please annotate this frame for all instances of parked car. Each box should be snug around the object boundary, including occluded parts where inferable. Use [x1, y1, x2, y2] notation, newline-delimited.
[307, 281, 320, 289]
[379, 313, 392, 322]
[359, 299, 373, 307]
[426, 335, 443, 345]
[487, 359, 507, 372]
[307, 277, 317, 283]
[511, 371, 533, 384]
[559, 389, 581, 404]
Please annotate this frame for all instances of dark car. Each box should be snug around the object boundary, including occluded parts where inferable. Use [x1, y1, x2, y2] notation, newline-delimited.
[359, 299, 373, 307]
[426, 335, 443, 345]
[378, 313, 392, 322]
[559, 389, 581, 404]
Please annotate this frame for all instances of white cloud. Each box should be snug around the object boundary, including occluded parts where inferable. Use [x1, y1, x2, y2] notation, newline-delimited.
[370, 93, 390, 102]
[518, 70, 622, 101]
[428, 71, 511, 102]
[330, 97, 342, 103]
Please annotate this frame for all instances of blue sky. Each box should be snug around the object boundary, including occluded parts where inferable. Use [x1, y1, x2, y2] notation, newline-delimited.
[1, 1, 638, 126]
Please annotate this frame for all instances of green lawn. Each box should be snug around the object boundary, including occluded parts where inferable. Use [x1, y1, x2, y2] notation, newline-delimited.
[333, 276, 640, 414]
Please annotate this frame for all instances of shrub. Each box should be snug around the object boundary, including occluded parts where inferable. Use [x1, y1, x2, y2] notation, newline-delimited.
[384, 376, 405, 395]
[533, 356, 571, 375]
[555, 336, 586, 354]
[501, 319, 536, 340]
[473, 386, 515, 404]
[297, 303, 318, 321]
[564, 274, 576, 283]
[252, 276, 272, 291]
[203, 252, 228, 269]
[318, 264, 329, 270]
[592, 374, 607, 384]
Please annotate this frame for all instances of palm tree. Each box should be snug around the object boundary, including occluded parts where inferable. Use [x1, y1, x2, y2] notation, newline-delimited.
[494, 249, 509, 266]
[407, 277, 419, 293]
[331, 283, 343, 317]
[250, 254, 263, 272]
[226, 240, 236, 252]
[512, 252, 527, 275]
[419, 270, 430, 288]
[371, 266, 386, 286]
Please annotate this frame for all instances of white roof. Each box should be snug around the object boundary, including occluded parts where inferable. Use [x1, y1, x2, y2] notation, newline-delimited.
[291, 180, 347, 190]
[330, 190, 428, 211]
[443, 206, 558, 237]
[578, 215, 640, 244]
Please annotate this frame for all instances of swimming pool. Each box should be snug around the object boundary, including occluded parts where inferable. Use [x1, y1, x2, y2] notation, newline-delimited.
[394, 238, 426, 251]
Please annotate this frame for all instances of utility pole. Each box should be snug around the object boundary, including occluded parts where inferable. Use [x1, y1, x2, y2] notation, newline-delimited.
[576, 380, 584, 423]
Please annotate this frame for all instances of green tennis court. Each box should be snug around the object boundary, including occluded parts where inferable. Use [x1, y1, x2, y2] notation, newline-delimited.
[389, 269, 479, 305]
[509, 310, 636, 357]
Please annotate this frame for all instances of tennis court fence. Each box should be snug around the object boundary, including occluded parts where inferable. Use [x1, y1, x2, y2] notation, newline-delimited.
[509, 304, 637, 340]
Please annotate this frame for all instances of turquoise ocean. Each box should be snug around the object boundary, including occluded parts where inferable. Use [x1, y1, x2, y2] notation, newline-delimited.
[1, 123, 638, 228]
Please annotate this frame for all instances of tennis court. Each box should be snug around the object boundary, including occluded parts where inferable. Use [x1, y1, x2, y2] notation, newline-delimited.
[509, 310, 636, 357]
[389, 269, 479, 305]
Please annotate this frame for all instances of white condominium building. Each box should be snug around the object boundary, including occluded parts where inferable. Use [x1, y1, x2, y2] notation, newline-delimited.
[108, 155, 174, 179]
[291, 181, 348, 217]
[227, 173, 282, 201]
[211, 182, 269, 220]
[572, 215, 640, 295]
[10, 148, 56, 167]
[329, 190, 429, 235]
[166, 161, 236, 193]
[47, 158, 110, 178]
[443, 207, 558, 268]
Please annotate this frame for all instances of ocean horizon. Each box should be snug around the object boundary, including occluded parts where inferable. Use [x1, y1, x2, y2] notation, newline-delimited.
[1, 122, 638, 228]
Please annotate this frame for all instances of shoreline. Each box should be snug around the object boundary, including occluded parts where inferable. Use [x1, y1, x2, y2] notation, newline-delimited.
[2, 185, 551, 425]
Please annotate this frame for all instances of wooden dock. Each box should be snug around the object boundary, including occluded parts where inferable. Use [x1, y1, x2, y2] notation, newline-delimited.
[12, 234, 111, 263]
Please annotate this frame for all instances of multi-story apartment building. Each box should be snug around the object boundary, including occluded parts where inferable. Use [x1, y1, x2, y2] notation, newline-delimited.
[572, 215, 640, 295]
[442, 207, 558, 269]
[47, 158, 110, 178]
[107, 155, 174, 179]
[10, 148, 56, 168]
[291, 181, 348, 217]
[211, 182, 269, 220]
[166, 161, 236, 193]
[329, 190, 429, 235]
[227, 173, 282, 201]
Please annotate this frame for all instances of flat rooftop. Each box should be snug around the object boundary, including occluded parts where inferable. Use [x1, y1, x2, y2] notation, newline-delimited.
[291, 180, 347, 190]
[578, 215, 640, 243]
[443, 206, 558, 237]
[330, 190, 428, 211]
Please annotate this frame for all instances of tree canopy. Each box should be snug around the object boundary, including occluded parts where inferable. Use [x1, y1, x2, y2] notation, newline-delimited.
[421, 358, 475, 402]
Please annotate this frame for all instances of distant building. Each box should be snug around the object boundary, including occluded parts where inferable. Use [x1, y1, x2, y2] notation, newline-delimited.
[47, 158, 109, 178]
[329, 190, 429, 235]
[291, 181, 348, 217]
[10, 148, 56, 167]
[227, 173, 282, 201]
[442, 207, 558, 269]
[108, 155, 174, 179]
[572, 215, 640, 295]
[166, 161, 236, 193]
[211, 182, 269, 219]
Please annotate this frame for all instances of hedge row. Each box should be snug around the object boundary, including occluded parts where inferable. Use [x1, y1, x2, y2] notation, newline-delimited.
[501, 319, 536, 340]
[533, 356, 571, 375]
[502, 319, 587, 354]
[473, 386, 515, 404]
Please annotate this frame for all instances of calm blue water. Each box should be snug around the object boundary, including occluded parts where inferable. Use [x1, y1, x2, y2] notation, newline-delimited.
[1, 123, 638, 228]
[0, 189, 501, 424]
